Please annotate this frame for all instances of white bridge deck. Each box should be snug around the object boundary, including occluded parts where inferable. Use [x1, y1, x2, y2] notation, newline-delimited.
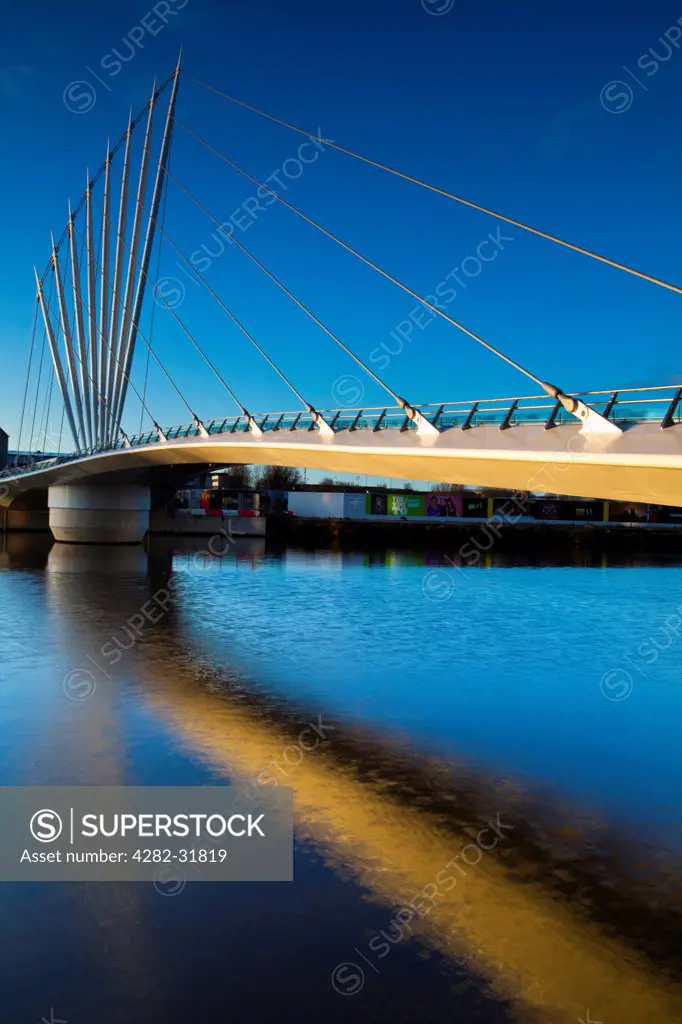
[3, 388, 682, 508]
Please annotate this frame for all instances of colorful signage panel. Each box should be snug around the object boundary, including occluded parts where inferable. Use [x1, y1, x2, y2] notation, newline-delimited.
[366, 493, 426, 516]
[462, 498, 488, 518]
[365, 492, 470, 517]
[425, 493, 462, 517]
[388, 494, 426, 517]
[531, 500, 604, 521]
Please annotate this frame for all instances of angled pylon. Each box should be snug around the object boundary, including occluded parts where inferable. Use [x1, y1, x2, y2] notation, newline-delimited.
[115, 59, 181, 434]
[98, 143, 111, 445]
[35, 61, 180, 452]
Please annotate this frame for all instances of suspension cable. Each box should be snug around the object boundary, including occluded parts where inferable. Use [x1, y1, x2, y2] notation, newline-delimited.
[185, 74, 682, 298]
[174, 120, 548, 391]
[166, 167, 413, 406]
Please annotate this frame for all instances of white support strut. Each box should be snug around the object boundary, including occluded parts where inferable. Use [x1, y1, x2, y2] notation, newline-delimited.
[98, 144, 111, 446]
[85, 173, 99, 444]
[51, 236, 87, 448]
[110, 83, 157, 436]
[34, 271, 81, 450]
[116, 57, 181, 431]
[105, 113, 133, 444]
[68, 202, 93, 448]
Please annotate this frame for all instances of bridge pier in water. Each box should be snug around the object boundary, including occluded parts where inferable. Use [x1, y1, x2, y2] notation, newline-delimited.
[48, 484, 151, 544]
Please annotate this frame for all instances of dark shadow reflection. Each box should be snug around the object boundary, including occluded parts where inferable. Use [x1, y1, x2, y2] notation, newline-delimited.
[3, 537, 682, 1024]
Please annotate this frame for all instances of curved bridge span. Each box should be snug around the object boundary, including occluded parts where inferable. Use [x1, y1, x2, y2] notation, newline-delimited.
[3, 398, 682, 509]
[13, 59, 682, 540]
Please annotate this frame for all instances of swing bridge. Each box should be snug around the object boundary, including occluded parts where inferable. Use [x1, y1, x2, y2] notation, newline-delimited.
[2, 55, 681, 541]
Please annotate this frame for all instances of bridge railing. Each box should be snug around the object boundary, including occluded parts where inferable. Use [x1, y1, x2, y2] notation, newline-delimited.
[4, 384, 680, 480]
[414, 386, 682, 431]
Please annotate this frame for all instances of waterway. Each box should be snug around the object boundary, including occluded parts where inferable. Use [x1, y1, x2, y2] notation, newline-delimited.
[1, 533, 681, 1023]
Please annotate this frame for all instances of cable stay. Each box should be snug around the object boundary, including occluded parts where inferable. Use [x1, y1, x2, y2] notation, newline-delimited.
[164, 167, 439, 438]
[40, 280, 69, 455]
[39, 281, 133, 450]
[56, 404, 66, 455]
[73, 210, 198, 440]
[17, 299, 42, 454]
[25, 60, 660, 459]
[38, 365, 56, 453]
[37, 219, 184, 451]
[92, 188, 259, 438]
[175, 120, 549, 387]
[30, 286, 58, 454]
[40, 246, 144, 452]
[49, 231, 87, 448]
[185, 73, 682, 299]
[174, 121, 618, 435]
[109, 170, 350, 439]
[28, 312, 48, 453]
[70, 216, 172, 441]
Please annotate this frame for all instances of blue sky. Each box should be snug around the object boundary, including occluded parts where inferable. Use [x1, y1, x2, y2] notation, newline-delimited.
[1, 0, 681, 462]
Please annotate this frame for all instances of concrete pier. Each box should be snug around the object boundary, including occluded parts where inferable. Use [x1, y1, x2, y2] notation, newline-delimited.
[48, 484, 151, 544]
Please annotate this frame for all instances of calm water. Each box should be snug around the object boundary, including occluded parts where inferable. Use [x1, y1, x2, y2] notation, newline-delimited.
[1, 533, 682, 1024]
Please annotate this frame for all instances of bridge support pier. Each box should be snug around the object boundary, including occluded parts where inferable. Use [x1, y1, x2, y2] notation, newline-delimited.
[48, 484, 151, 544]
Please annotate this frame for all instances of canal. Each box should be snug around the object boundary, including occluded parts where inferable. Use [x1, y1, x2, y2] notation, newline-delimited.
[1, 532, 681, 1023]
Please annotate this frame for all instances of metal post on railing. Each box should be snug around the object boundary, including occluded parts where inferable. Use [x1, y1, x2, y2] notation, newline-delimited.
[373, 409, 386, 432]
[545, 399, 562, 430]
[603, 391, 618, 419]
[661, 388, 682, 429]
[500, 399, 519, 431]
[462, 402, 479, 431]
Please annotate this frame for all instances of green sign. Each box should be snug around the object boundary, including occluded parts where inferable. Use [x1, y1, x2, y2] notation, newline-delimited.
[365, 493, 427, 516]
[388, 494, 425, 516]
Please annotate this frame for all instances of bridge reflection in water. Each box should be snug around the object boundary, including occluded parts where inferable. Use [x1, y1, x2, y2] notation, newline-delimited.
[20, 541, 679, 1022]
[41, 544, 682, 1015]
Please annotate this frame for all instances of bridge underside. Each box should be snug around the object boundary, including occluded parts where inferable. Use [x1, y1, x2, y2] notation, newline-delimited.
[3, 423, 682, 536]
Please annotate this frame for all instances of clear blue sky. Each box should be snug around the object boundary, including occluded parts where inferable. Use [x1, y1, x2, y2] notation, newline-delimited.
[1, 0, 681, 456]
